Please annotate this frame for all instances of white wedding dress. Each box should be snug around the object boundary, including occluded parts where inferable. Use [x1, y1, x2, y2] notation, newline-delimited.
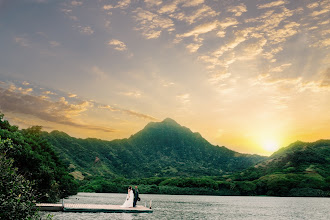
[121, 189, 134, 208]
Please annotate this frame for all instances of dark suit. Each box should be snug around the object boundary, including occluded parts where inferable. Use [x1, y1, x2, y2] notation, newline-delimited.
[133, 188, 139, 207]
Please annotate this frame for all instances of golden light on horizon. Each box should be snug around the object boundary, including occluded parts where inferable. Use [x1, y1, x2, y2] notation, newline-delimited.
[0, 0, 329, 156]
[261, 139, 280, 153]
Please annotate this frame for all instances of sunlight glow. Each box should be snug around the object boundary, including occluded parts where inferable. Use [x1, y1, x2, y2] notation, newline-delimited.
[262, 140, 279, 152]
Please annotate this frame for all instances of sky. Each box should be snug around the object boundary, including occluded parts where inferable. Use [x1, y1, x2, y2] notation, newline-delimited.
[0, 0, 329, 156]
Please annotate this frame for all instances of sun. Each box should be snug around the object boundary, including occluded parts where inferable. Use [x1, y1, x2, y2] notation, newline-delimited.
[262, 140, 279, 152]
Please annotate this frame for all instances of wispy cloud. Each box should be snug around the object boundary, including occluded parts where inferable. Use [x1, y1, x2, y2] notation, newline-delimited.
[0, 87, 115, 132]
[68, 93, 77, 98]
[133, 7, 174, 39]
[103, 0, 131, 10]
[49, 41, 60, 47]
[108, 39, 128, 51]
[144, 0, 162, 7]
[14, 37, 30, 47]
[186, 43, 202, 53]
[182, 0, 204, 7]
[100, 105, 158, 121]
[227, 3, 247, 16]
[257, 0, 287, 9]
[120, 91, 142, 98]
[176, 20, 218, 39]
[320, 68, 330, 88]
[78, 26, 94, 35]
[90, 66, 108, 80]
[170, 4, 218, 24]
[71, 1, 82, 6]
[176, 93, 190, 104]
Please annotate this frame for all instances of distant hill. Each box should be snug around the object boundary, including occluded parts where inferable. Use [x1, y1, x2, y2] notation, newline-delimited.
[233, 140, 330, 196]
[43, 118, 266, 178]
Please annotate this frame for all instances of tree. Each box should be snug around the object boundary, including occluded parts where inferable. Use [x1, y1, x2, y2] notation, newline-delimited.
[0, 138, 39, 220]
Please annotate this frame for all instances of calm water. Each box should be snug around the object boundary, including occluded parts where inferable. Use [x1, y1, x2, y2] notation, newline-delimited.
[41, 193, 330, 220]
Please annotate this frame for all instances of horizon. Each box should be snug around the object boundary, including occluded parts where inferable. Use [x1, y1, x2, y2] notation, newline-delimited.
[3, 114, 327, 157]
[0, 0, 329, 156]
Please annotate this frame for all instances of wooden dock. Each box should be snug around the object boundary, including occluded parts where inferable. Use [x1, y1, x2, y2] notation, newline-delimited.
[36, 203, 153, 213]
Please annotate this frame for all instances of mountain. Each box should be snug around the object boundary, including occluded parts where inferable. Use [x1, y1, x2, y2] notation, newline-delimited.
[233, 140, 330, 196]
[44, 118, 266, 178]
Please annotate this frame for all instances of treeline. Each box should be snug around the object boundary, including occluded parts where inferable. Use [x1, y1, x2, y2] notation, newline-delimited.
[0, 114, 78, 219]
[78, 174, 330, 197]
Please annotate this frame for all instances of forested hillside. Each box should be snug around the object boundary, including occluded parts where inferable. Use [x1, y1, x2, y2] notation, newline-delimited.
[232, 140, 330, 196]
[76, 140, 330, 197]
[44, 118, 265, 178]
[0, 113, 78, 219]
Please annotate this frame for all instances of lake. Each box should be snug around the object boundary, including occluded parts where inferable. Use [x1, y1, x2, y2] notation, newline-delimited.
[41, 193, 330, 219]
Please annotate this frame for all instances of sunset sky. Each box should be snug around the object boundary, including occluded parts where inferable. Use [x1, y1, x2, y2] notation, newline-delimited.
[0, 0, 329, 155]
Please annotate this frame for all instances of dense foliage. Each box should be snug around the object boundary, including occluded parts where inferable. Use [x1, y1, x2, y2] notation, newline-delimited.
[0, 138, 39, 220]
[76, 139, 329, 197]
[44, 118, 265, 178]
[232, 140, 330, 196]
[0, 113, 78, 204]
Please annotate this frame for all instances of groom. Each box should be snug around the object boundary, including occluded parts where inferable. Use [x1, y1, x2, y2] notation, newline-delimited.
[133, 185, 139, 207]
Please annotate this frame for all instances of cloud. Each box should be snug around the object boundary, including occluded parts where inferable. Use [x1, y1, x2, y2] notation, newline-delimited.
[0, 87, 116, 133]
[78, 26, 94, 35]
[61, 9, 72, 14]
[158, 0, 180, 14]
[216, 31, 226, 38]
[176, 93, 190, 104]
[108, 39, 128, 51]
[182, 0, 204, 7]
[7, 84, 33, 95]
[307, 3, 319, 9]
[71, 1, 82, 6]
[320, 68, 330, 87]
[133, 7, 174, 39]
[91, 66, 108, 80]
[68, 93, 77, 98]
[209, 70, 231, 84]
[100, 105, 158, 121]
[257, 0, 286, 9]
[268, 22, 300, 43]
[117, 0, 131, 9]
[170, 4, 218, 24]
[270, 63, 292, 73]
[103, 0, 131, 10]
[218, 17, 239, 29]
[49, 41, 60, 47]
[120, 91, 142, 98]
[103, 5, 113, 10]
[213, 29, 249, 57]
[310, 9, 330, 17]
[237, 38, 267, 59]
[43, 90, 56, 95]
[227, 3, 247, 16]
[186, 43, 202, 53]
[177, 21, 218, 39]
[144, 0, 162, 7]
[14, 37, 30, 47]
[263, 46, 283, 60]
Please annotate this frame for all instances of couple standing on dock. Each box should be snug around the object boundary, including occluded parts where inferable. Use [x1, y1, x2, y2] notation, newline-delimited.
[121, 186, 140, 208]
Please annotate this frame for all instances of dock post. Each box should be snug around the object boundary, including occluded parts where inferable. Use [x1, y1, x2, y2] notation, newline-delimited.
[62, 199, 64, 211]
[149, 200, 152, 209]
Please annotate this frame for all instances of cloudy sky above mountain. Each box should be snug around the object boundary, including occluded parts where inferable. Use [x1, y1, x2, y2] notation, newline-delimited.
[0, 0, 329, 155]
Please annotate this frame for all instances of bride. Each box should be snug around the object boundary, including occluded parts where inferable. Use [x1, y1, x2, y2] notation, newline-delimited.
[121, 186, 134, 208]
